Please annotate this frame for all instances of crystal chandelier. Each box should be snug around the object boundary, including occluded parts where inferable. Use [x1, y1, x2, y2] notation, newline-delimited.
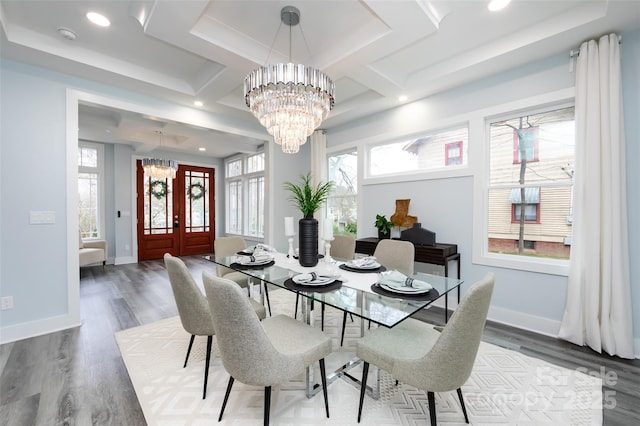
[244, 6, 335, 154]
[142, 131, 178, 179]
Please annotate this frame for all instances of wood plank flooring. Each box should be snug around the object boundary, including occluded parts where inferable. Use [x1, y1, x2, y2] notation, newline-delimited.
[1, 256, 638, 425]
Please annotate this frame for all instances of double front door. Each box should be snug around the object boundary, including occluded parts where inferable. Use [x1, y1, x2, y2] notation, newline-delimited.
[136, 161, 215, 260]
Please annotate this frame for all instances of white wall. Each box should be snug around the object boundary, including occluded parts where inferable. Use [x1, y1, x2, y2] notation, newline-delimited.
[327, 29, 640, 354]
[0, 59, 261, 342]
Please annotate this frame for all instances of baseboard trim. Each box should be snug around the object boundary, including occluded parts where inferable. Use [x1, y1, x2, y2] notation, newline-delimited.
[115, 256, 137, 265]
[0, 314, 81, 344]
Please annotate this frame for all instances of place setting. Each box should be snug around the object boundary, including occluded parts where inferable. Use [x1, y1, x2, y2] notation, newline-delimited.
[339, 256, 387, 273]
[230, 251, 275, 269]
[284, 271, 343, 293]
[371, 270, 439, 300]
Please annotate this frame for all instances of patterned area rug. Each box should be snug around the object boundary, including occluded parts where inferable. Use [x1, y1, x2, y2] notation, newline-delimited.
[115, 289, 602, 425]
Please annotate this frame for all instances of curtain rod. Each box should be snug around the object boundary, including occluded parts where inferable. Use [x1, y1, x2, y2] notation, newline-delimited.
[569, 34, 622, 58]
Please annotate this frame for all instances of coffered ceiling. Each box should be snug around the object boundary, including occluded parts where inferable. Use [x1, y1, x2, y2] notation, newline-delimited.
[1, 0, 638, 157]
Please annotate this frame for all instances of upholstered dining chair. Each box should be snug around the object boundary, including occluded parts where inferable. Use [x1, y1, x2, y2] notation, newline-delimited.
[163, 253, 266, 399]
[202, 271, 333, 426]
[356, 272, 495, 425]
[215, 236, 272, 315]
[373, 238, 415, 276]
[335, 238, 416, 344]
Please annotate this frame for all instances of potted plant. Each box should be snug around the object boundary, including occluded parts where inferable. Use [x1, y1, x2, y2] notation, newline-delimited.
[283, 173, 334, 266]
[375, 214, 393, 239]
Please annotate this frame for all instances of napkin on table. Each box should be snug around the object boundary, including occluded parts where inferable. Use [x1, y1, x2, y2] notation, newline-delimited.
[377, 270, 432, 291]
[294, 272, 339, 284]
[347, 256, 380, 268]
[236, 252, 274, 265]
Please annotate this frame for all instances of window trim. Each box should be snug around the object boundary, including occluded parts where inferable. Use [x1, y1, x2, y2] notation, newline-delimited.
[471, 88, 575, 276]
[78, 141, 105, 240]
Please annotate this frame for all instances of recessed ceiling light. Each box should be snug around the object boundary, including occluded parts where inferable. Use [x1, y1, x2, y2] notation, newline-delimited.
[488, 0, 511, 12]
[194, 100, 203, 107]
[398, 95, 408, 102]
[199, 147, 206, 152]
[86, 12, 111, 27]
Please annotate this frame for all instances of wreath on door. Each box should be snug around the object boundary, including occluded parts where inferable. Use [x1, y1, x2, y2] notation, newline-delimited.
[188, 182, 205, 200]
[149, 180, 168, 200]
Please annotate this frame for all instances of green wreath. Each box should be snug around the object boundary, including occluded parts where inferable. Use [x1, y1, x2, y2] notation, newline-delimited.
[188, 182, 205, 200]
[149, 180, 168, 200]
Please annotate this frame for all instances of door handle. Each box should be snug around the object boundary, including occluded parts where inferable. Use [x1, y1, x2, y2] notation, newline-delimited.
[174, 215, 179, 229]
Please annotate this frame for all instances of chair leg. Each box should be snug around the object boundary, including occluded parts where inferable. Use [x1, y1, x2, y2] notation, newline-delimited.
[357, 361, 369, 423]
[184, 335, 195, 367]
[340, 311, 348, 346]
[294, 294, 299, 319]
[457, 388, 469, 423]
[321, 303, 325, 331]
[264, 386, 271, 426]
[219, 376, 235, 421]
[203, 335, 212, 399]
[319, 359, 330, 418]
[427, 391, 437, 426]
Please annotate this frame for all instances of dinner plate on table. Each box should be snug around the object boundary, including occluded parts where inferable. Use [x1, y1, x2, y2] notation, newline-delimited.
[377, 283, 431, 294]
[339, 264, 386, 273]
[292, 274, 337, 286]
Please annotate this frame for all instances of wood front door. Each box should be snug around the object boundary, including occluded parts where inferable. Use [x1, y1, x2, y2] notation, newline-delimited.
[136, 161, 215, 260]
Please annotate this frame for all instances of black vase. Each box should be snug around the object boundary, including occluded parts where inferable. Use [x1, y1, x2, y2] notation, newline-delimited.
[298, 217, 319, 267]
[378, 230, 390, 240]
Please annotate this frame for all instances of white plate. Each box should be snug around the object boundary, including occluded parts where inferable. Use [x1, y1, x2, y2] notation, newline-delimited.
[292, 275, 336, 286]
[345, 261, 381, 270]
[378, 283, 431, 294]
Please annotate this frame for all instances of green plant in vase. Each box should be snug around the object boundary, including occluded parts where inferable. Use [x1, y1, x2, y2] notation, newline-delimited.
[375, 214, 393, 239]
[283, 173, 334, 266]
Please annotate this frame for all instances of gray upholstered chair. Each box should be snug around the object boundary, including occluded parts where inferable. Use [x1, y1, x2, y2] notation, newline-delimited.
[356, 272, 495, 425]
[163, 253, 266, 399]
[213, 236, 251, 290]
[330, 234, 356, 261]
[373, 238, 415, 276]
[202, 271, 332, 425]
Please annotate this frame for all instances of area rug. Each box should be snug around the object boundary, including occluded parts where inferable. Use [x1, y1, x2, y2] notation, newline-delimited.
[115, 289, 602, 425]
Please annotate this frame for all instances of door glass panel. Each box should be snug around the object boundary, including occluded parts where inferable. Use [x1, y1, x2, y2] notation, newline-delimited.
[185, 170, 210, 233]
[143, 177, 174, 235]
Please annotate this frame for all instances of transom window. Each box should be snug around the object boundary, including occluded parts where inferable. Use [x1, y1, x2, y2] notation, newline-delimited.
[368, 126, 468, 177]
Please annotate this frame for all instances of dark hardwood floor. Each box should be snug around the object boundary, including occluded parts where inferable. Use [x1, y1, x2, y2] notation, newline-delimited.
[0, 256, 638, 425]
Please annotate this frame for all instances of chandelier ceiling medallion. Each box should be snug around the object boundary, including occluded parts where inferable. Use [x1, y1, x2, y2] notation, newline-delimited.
[142, 130, 179, 179]
[244, 6, 335, 154]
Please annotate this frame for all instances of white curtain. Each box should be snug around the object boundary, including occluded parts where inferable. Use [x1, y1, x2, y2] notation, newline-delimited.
[558, 33, 634, 359]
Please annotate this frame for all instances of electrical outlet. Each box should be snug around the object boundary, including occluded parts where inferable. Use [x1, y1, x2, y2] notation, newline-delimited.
[1, 296, 13, 310]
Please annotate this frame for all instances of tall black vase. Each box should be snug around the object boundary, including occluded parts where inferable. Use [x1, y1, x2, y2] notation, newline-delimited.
[298, 217, 319, 267]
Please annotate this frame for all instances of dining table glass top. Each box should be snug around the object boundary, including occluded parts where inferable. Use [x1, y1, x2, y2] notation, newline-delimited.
[203, 252, 463, 328]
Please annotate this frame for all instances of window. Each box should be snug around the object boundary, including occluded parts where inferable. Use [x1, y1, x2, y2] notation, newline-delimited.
[225, 152, 265, 238]
[327, 150, 357, 235]
[445, 141, 463, 165]
[78, 142, 104, 239]
[368, 126, 468, 177]
[487, 105, 574, 261]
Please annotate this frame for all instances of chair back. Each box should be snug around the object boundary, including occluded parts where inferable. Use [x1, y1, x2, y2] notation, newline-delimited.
[373, 239, 415, 276]
[399, 272, 494, 391]
[330, 235, 356, 260]
[163, 253, 214, 336]
[202, 271, 302, 386]
[214, 236, 247, 277]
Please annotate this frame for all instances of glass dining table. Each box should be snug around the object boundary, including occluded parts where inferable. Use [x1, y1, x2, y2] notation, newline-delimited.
[204, 251, 464, 398]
